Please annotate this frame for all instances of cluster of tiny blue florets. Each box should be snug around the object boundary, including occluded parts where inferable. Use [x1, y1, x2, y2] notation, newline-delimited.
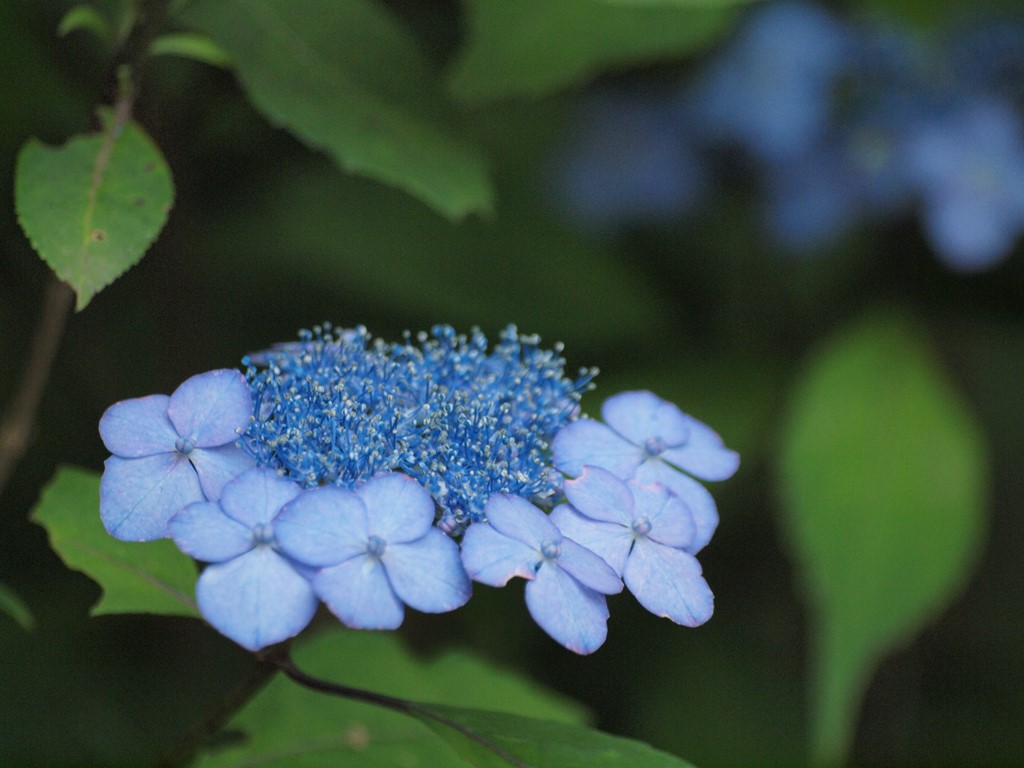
[552, 1, 1024, 271]
[97, 325, 736, 655]
[243, 324, 595, 531]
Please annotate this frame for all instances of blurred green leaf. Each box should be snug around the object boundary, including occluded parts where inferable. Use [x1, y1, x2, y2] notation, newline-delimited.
[448, 0, 740, 102]
[14, 108, 174, 310]
[0, 583, 34, 631]
[30, 466, 198, 618]
[195, 629, 585, 767]
[181, 0, 493, 220]
[149, 32, 231, 68]
[778, 311, 987, 765]
[418, 705, 698, 767]
[57, 4, 111, 42]
[200, 162, 672, 345]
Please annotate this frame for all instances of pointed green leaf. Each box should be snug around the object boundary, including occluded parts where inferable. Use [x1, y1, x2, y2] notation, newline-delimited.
[194, 630, 585, 767]
[30, 466, 198, 617]
[416, 705, 699, 768]
[0, 582, 34, 631]
[149, 32, 231, 68]
[14, 109, 174, 310]
[778, 311, 988, 765]
[181, 0, 493, 220]
[449, 0, 739, 102]
[57, 4, 111, 42]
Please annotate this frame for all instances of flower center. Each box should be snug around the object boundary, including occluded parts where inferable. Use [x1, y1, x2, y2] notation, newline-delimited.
[643, 436, 667, 457]
[252, 523, 275, 546]
[631, 516, 652, 538]
[540, 539, 562, 561]
[366, 535, 387, 558]
[175, 437, 196, 456]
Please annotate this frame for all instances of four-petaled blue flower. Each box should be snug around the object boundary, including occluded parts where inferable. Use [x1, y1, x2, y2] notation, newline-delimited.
[552, 390, 739, 553]
[274, 473, 472, 630]
[99, 369, 255, 541]
[168, 467, 318, 651]
[552, 466, 714, 627]
[460, 494, 623, 654]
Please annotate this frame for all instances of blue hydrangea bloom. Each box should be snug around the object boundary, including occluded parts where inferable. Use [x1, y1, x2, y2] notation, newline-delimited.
[551, 88, 706, 232]
[685, 0, 852, 162]
[99, 369, 255, 541]
[168, 467, 318, 651]
[906, 97, 1024, 270]
[246, 325, 592, 532]
[552, 390, 738, 553]
[274, 473, 471, 630]
[552, 467, 713, 627]
[460, 493, 622, 654]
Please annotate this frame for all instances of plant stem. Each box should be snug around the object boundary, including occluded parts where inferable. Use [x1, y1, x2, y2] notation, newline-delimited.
[0, 278, 74, 496]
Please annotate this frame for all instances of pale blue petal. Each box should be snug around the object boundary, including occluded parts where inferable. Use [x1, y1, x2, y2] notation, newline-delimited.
[358, 473, 435, 543]
[563, 466, 634, 525]
[169, 501, 253, 562]
[100, 454, 203, 541]
[99, 395, 175, 457]
[189, 444, 256, 500]
[601, 390, 691, 448]
[550, 505, 632, 575]
[167, 369, 252, 448]
[624, 539, 713, 626]
[460, 523, 538, 586]
[552, 419, 644, 479]
[628, 481, 695, 549]
[660, 418, 740, 481]
[384, 530, 472, 613]
[525, 565, 609, 655]
[556, 537, 623, 595]
[315, 556, 404, 629]
[634, 461, 718, 553]
[196, 547, 318, 651]
[219, 467, 302, 528]
[483, 494, 557, 548]
[275, 486, 368, 567]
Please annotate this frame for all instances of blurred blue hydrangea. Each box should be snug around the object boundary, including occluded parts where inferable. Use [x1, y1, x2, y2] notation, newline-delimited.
[905, 98, 1024, 270]
[686, 0, 852, 163]
[99, 327, 738, 653]
[551, 88, 707, 232]
[549, 1, 1024, 270]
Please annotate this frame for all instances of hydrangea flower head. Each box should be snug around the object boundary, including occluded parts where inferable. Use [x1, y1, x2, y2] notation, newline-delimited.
[460, 494, 622, 654]
[686, 0, 852, 162]
[552, 390, 738, 553]
[168, 467, 317, 651]
[99, 369, 255, 541]
[553, 467, 714, 627]
[906, 97, 1024, 270]
[274, 473, 471, 630]
[246, 324, 593, 532]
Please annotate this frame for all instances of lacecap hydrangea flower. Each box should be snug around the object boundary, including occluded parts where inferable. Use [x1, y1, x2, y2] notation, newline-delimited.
[98, 325, 738, 653]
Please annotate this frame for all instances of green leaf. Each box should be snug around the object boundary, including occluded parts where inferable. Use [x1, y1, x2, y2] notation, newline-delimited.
[30, 466, 198, 618]
[417, 705, 698, 767]
[0, 582, 34, 631]
[149, 32, 231, 68]
[181, 0, 493, 220]
[778, 311, 988, 765]
[14, 108, 175, 310]
[57, 4, 112, 42]
[449, 0, 740, 102]
[195, 629, 586, 767]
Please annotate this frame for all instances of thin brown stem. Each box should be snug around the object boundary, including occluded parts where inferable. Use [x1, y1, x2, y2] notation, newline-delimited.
[261, 645, 530, 768]
[0, 278, 74, 495]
